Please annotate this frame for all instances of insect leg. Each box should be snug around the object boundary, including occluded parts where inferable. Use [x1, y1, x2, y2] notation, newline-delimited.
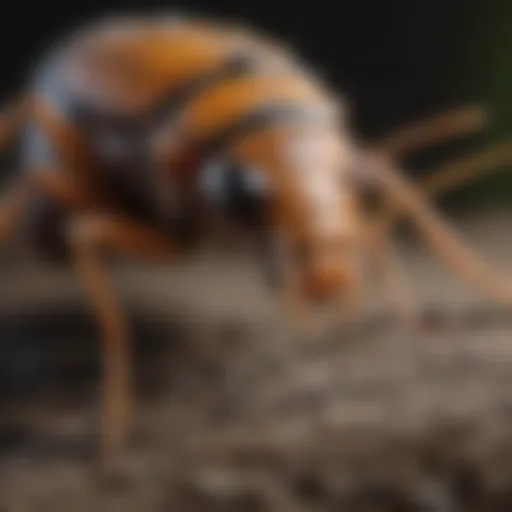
[418, 139, 512, 198]
[373, 139, 512, 235]
[372, 153, 512, 306]
[18, 121, 180, 471]
[66, 214, 183, 473]
[375, 105, 488, 158]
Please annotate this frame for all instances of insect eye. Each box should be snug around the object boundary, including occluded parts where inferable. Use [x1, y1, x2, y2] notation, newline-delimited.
[198, 160, 271, 227]
[199, 160, 270, 201]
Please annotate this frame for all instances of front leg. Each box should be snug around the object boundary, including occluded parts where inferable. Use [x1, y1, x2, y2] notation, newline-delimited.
[66, 214, 183, 477]
[9, 163, 182, 478]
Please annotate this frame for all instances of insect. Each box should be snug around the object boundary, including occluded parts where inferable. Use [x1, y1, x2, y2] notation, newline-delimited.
[1, 13, 512, 477]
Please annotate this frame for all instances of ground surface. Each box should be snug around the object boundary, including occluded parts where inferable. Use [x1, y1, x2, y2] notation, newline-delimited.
[2, 209, 512, 511]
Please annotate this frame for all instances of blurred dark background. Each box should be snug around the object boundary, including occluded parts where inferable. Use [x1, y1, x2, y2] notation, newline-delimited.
[0, 0, 509, 205]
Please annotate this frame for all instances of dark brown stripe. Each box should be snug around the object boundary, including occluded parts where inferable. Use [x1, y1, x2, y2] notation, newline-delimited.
[199, 102, 331, 158]
[149, 54, 258, 125]
[70, 53, 258, 134]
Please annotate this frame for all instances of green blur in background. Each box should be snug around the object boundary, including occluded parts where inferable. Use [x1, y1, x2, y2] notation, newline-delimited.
[453, 0, 512, 208]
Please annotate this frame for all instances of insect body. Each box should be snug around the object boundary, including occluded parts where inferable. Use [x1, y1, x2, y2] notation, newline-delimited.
[1, 14, 512, 476]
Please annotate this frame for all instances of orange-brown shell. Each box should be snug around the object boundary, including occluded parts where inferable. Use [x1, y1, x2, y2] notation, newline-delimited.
[58, 16, 341, 118]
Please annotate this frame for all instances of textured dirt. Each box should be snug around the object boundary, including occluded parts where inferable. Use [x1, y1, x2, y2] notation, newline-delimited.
[2, 209, 512, 511]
